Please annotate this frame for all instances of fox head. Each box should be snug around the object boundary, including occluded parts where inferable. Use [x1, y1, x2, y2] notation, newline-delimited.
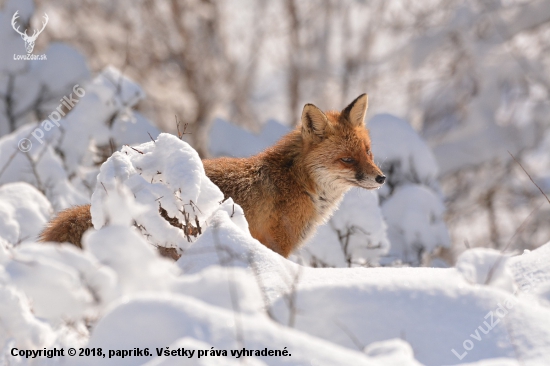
[301, 94, 385, 192]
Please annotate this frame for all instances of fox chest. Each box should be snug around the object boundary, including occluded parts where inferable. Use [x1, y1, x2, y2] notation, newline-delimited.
[298, 191, 343, 241]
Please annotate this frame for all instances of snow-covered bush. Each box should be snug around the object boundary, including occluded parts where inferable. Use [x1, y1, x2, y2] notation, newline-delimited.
[0, 65, 160, 210]
[369, 114, 451, 266]
[381, 185, 449, 266]
[369, 114, 440, 199]
[90, 133, 227, 253]
[0, 0, 160, 211]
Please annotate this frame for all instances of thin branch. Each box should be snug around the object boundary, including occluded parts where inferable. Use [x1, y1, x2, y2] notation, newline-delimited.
[508, 151, 550, 205]
[334, 319, 365, 351]
[484, 203, 543, 284]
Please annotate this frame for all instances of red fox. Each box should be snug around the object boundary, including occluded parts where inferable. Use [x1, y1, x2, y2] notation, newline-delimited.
[40, 94, 385, 258]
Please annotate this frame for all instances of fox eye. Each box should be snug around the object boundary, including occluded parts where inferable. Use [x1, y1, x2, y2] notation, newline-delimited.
[340, 157, 355, 164]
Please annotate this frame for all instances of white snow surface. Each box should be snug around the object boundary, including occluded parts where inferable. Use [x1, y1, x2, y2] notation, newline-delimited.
[3, 211, 549, 365]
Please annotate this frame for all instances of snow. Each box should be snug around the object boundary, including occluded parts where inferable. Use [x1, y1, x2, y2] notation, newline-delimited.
[365, 114, 451, 265]
[31, 43, 90, 99]
[55, 66, 148, 175]
[0, 124, 90, 210]
[80, 294, 383, 366]
[0, 182, 51, 244]
[455, 248, 516, 292]
[178, 219, 550, 365]
[5, 244, 97, 322]
[0, 68, 159, 211]
[381, 185, 451, 266]
[0, 285, 55, 350]
[2, 209, 550, 365]
[369, 113, 440, 196]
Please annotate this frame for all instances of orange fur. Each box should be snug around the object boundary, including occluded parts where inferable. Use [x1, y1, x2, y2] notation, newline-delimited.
[39, 205, 92, 247]
[39, 94, 385, 258]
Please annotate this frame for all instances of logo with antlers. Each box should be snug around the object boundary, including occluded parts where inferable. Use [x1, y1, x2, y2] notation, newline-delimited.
[11, 11, 49, 54]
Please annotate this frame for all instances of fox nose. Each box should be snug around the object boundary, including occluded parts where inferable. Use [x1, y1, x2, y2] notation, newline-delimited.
[375, 175, 386, 184]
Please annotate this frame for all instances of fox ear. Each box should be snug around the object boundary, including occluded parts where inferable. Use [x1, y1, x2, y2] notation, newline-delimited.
[342, 93, 368, 127]
[301, 103, 330, 142]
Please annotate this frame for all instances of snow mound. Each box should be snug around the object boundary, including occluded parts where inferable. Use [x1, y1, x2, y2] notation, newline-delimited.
[178, 211, 550, 365]
[456, 248, 516, 292]
[79, 294, 381, 366]
[0, 285, 55, 350]
[0, 182, 51, 244]
[364, 339, 422, 366]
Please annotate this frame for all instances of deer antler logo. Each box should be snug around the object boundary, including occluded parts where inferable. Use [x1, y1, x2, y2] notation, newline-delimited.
[11, 11, 49, 54]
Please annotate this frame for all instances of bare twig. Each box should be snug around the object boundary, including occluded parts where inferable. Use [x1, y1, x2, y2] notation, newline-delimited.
[0, 147, 20, 180]
[175, 115, 191, 139]
[23, 153, 44, 194]
[334, 319, 365, 351]
[128, 146, 144, 154]
[484, 203, 543, 284]
[508, 151, 550, 205]
[247, 252, 277, 321]
[211, 225, 245, 352]
[100, 182, 108, 195]
[284, 264, 303, 328]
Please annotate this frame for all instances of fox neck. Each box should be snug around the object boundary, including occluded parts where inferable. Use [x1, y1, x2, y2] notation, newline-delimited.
[264, 130, 350, 221]
[308, 169, 350, 222]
